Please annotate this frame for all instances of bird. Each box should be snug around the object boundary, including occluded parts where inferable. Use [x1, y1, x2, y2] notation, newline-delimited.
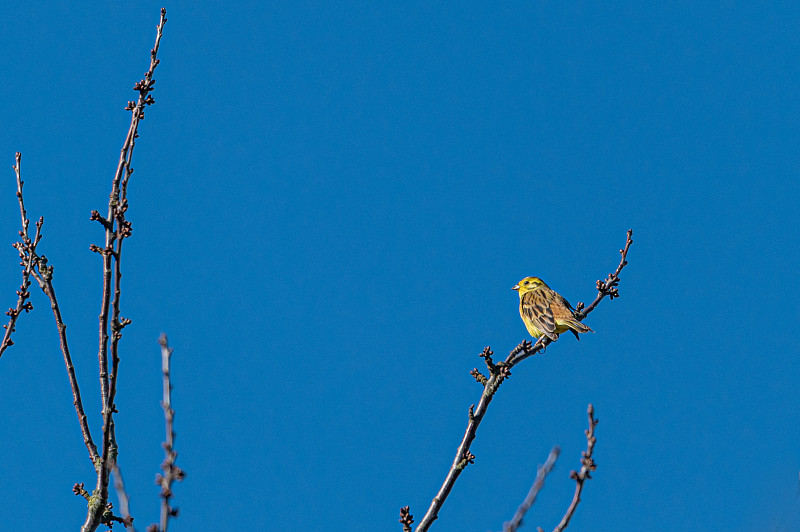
[512, 276, 593, 341]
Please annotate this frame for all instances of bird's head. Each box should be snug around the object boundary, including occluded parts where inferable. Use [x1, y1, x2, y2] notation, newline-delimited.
[512, 276, 548, 294]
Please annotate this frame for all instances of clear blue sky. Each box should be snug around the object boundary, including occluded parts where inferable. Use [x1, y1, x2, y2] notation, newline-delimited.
[1, 2, 799, 531]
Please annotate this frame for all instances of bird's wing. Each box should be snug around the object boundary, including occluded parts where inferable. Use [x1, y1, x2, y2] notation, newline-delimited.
[521, 289, 557, 340]
[550, 293, 578, 322]
[557, 293, 576, 312]
[550, 291, 593, 336]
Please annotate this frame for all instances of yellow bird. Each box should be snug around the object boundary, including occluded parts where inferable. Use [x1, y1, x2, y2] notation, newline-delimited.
[512, 276, 593, 341]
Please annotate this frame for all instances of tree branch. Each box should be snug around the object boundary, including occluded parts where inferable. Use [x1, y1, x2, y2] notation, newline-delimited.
[111, 460, 136, 531]
[578, 229, 633, 316]
[0, 153, 41, 359]
[38, 265, 101, 464]
[82, 8, 168, 532]
[149, 334, 185, 532]
[6, 153, 100, 463]
[408, 229, 632, 532]
[503, 446, 560, 532]
[552, 404, 598, 532]
[4, 9, 169, 532]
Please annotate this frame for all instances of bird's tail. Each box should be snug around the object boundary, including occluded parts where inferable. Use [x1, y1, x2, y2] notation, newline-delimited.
[567, 320, 593, 340]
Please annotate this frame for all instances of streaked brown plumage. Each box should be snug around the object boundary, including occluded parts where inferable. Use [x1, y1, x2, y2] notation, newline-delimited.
[512, 276, 593, 341]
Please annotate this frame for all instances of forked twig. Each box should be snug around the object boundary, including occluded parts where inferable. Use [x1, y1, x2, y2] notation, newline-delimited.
[4, 9, 170, 532]
[98, 3, 168, 475]
[83, 8, 167, 532]
[5, 153, 100, 463]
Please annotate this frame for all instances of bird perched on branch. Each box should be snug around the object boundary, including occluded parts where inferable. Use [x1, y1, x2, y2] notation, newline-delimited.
[512, 277, 593, 341]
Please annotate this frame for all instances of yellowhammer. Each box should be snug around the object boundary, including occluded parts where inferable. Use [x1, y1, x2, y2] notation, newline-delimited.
[512, 276, 593, 341]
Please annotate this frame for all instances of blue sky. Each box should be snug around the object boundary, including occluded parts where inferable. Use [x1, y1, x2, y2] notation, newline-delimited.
[1, 2, 799, 531]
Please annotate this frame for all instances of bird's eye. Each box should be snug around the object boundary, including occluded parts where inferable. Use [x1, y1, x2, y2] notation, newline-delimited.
[523, 281, 529, 285]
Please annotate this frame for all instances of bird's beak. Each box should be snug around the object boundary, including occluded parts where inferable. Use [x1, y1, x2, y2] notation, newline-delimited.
[511, 284, 520, 291]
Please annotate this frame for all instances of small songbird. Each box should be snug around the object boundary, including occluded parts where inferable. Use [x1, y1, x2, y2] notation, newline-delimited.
[512, 276, 593, 341]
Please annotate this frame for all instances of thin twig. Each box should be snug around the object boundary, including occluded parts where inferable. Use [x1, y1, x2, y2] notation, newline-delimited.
[579, 229, 633, 316]
[552, 404, 598, 532]
[112, 460, 136, 531]
[37, 270, 101, 464]
[411, 230, 632, 532]
[81, 9, 167, 532]
[6, 154, 100, 463]
[100, 3, 167, 462]
[110, 417, 136, 531]
[1, 153, 42, 359]
[503, 446, 560, 532]
[413, 342, 529, 531]
[152, 334, 185, 532]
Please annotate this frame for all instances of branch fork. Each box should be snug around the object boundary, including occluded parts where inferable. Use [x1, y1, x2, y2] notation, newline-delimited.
[2, 9, 170, 532]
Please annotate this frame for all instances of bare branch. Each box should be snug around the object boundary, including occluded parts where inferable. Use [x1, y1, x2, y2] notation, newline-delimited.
[99, 3, 167, 461]
[36, 266, 100, 464]
[413, 340, 538, 531]
[3, 9, 169, 532]
[152, 334, 185, 532]
[1, 153, 41, 359]
[578, 229, 633, 317]
[552, 404, 598, 532]
[7, 157, 101, 506]
[412, 230, 632, 532]
[81, 9, 168, 532]
[5, 161, 101, 463]
[112, 460, 136, 531]
[503, 446, 560, 532]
